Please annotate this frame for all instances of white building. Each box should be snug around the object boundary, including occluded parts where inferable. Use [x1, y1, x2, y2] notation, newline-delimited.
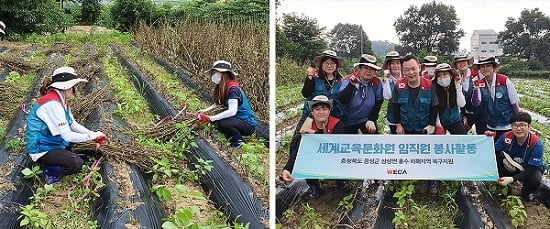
[470, 29, 503, 61]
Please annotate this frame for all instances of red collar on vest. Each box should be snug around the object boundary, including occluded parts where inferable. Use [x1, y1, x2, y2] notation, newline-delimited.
[38, 91, 68, 108]
[503, 131, 539, 148]
[397, 76, 431, 90]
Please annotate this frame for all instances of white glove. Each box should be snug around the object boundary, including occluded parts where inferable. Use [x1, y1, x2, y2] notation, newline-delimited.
[497, 177, 514, 186]
[365, 121, 376, 133]
[423, 125, 435, 135]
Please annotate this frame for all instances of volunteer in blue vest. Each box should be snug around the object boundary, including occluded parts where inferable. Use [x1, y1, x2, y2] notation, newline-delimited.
[26, 66, 107, 184]
[281, 95, 346, 199]
[421, 55, 438, 80]
[381, 51, 402, 134]
[288, 50, 346, 161]
[495, 112, 545, 201]
[196, 60, 257, 149]
[302, 50, 346, 119]
[471, 54, 520, 140]
[391, 55, 440, 195]
[338, 54, 384, 134]
[453, 53, 486, 134]
[433, 63, 467, 134]
[391, 54, 438, 135]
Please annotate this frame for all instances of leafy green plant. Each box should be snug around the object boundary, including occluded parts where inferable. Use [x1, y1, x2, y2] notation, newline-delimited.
[237, 142, 267, 183]
[148, 156, 179, 182]
[337, 194, 354, 211]
[18, 204, 51, 228]
[192, 158, 213, 178]
[21, 166, 43, 179]
[4, 137, 25, 152]
[299, 203, 326, 229]
[151, 185, 173, 201]
[501, 195, 527, 228]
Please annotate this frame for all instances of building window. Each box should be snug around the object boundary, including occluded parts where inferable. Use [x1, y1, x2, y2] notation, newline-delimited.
[481, 42, 487, 44]
[481, 50, 487, 52]
[490, 50, 495, 52]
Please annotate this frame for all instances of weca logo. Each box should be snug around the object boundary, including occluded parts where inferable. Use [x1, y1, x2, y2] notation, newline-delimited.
[387, 169, 407, 174]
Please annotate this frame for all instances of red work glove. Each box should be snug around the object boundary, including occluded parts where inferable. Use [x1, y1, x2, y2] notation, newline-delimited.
[435, 125, 446, 135]
[348, 71, 359, 85]
[197, 113, 211, 125]
[95, 135, 107, 144]
[484, 130, 496, 138]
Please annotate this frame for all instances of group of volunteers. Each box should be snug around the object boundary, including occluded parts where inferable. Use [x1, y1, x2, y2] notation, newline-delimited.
[281, 50, 546, 202]
[26, 60, 257, 184]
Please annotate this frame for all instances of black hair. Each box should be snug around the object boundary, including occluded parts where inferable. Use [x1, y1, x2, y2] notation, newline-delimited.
[400, 54, 419, 66]
[318, 56, 343, 80]
[510, 112, 531, 124]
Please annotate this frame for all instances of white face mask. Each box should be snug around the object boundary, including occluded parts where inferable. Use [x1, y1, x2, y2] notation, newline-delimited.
[211, 73, 221, 84]
[437, 77, 451, 87]
[427, 68, 435, 76]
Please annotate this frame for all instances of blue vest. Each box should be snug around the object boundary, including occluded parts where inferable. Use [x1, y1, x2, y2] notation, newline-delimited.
[25, 91, 72, 156]
[341, 77, 383, 126]
[439, 106, 462, 127]
[386, 81, 396, 123]
[479, 74, 512, 127]
[227, 82, 257, 127]
[302, 76, 346, 119]
[463, 69, 481, 114]
[396, 78, 432, 132]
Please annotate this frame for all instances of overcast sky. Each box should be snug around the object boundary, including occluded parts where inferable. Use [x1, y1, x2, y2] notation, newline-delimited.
[277, 0, 550, 51]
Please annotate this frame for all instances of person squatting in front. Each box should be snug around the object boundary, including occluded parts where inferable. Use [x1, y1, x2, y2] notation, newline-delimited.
[280, 95, 346, 199]
[25, 67, 107, 184]
[196, 60, 257, 149]
[494, 112, 546, 201]
[338, 54, 384, 134]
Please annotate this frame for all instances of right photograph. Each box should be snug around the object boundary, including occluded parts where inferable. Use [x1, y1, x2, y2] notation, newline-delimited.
[274, 0, 550, 228]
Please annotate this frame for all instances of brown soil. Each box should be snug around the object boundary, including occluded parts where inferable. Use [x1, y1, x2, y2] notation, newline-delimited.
[65, 26, 111, 34]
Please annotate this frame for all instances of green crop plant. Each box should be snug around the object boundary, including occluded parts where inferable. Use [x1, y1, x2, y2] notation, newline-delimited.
[337, 194, 354, 211]
[299, 203, 328, 229]
[148, 156, 179, 182]
[4, 137, 25, 152]
[237, 142, 268, 184]
[21, 166, 43, 180]
[18, 204, 51, 229]
[501, 195, 527, 228]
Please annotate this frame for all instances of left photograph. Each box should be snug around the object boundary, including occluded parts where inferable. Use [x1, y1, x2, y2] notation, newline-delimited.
[0, 0, 269, 228]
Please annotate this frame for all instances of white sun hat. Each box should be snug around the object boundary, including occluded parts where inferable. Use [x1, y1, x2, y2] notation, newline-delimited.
[48, 66, 88, 90]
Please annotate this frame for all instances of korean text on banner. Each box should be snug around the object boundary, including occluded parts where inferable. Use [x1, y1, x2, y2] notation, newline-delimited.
[292, 134, 497, 181]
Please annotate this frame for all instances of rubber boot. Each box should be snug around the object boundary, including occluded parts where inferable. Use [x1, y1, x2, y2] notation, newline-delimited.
[43, 165, 63, 184]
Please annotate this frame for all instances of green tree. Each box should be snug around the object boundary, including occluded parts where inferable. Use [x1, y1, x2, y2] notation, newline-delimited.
[276, 13, 327, 65]
[0, 0, 71, 35]
[499, 8, 550, 69]
[394, 1, 464, 55]
[81, 0, 102, 25]
[329, 23, 372, 58]
[172, 0, 268, 24]
[110, 0, 159, 32]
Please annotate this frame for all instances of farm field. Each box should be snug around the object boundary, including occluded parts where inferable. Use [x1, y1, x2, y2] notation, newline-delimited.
[0, 22, 269, 228]
[275, 74, 550, 228]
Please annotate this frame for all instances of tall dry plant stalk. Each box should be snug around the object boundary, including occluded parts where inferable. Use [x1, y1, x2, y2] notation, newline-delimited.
[132, 20, 269, 121]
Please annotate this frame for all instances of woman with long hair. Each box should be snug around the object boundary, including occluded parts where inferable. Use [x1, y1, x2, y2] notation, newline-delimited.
[26, 66, 106, 184]
[196, 60, 257, 148]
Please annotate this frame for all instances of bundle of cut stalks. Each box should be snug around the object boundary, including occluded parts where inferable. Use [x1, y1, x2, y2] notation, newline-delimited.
[71, 87, 111, 124]
[0, 82, 26, 117]
[72, 140, 162, 170]
[0, 55, 39, 73]
[138, 106, 224, 142]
